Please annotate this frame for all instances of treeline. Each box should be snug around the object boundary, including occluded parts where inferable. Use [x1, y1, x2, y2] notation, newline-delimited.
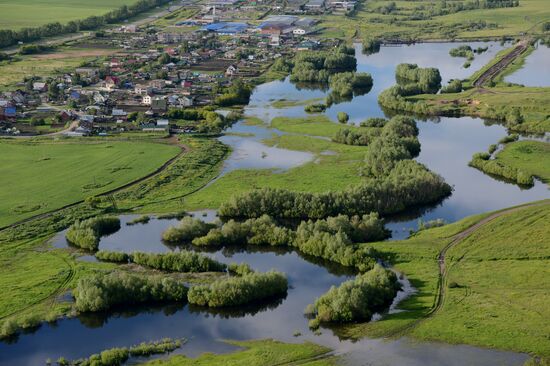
[95, 249, 227, 272]
[332, 127, 377, 146]
[66, 217, 120, 251]
[187, 271, 287, 308]
[165, 108, 234, 134]
[469, 152, 534, 186]
[306, 264, 400, 326]
[57, 338, 183, 366]
[0, 0, 172, 49]
[74, 271, 188, 312]
[441, 79, 463, 93]
[218, 162, 451, 219]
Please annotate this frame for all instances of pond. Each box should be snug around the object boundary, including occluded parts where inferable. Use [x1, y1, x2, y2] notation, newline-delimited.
[504, 41, 550, 87]
[1, 42, 544, 366]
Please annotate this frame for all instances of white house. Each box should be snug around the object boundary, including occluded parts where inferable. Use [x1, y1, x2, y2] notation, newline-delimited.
[142, 95, 152, 105]
[293, 28, 307, 35]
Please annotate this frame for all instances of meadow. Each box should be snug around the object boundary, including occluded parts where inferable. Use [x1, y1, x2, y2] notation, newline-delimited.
[0, 0, 140, 30]
[496, 140, 550, 186]
[344, 201, 550, 356]
[0, 138, 178, 227]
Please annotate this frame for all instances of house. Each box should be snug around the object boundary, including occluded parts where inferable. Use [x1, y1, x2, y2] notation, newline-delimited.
[33, 82, 47, 92]
[157, 119, 169, 127]
[270, 35, 280, 47]
[296, 40, 319, 51]
[75, 68, 99, 78]
[179, 96, 194, 107]
[225, 64, 239, 77]
[151, 98, 167, 112]
[112, 109, 127, 119]
[104, 76, 120, 91]
[293, 28, 307, 35]
[150, 79, 166, 89]
[142, 95, 152, 105]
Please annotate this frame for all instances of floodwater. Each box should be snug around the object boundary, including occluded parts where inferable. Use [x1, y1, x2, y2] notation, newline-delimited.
[1, 42, 545, 366]
[504, 42, 550, 87]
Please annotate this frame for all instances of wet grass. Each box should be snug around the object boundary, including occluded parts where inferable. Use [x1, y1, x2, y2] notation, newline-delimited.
[140, 339, 336, 366]
[270, 115, 354, 138]
[0, 139, 178, 227]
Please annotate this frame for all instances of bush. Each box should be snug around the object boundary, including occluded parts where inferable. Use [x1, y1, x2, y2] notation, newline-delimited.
[187, 271, 287, 307]
[131, 251, 227, 272]
[469, 153, 534, 186]
[74, 271, 188, 312]
[360, 117, 387, 128]
[162, 216, 214, 243]
[307, 265, 400, 324]
[126, 215, 150, 226]
[337, 112, 349, 124]
[441, 79, 463, 93]
[304, 103, 327, 113]
[95, 250, 130, 263]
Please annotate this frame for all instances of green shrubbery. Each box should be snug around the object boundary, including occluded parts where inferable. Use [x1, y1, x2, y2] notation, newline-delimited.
[306, 264, 400, 325]
[362, 37, 382, 55]
[441, 79, 463, 94]
[332, 127, 376, 145]
[328, 72, 373, 98]
[289, 50, 357, 83]
[126, 215, 150, 226]
[304, 103, 327, 113]
[395, 63, 442, 95]
[360, 117, 387, 128]
[66, 216, 120, 251]
[95, 250, 130, 263]
[162, 216, 215, 243]
[74, 271, 188, 312]
[187, 271, 287, 307]
[131, 251, 227, 273]
[61, 338, 183, 366]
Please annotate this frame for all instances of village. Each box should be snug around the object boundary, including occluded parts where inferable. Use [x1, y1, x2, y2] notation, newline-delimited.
[0, 0, 355, 136]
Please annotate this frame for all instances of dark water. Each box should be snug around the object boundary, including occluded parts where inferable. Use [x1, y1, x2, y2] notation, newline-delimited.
[504, 41, 550, 87]
[1, 42, 544, 365]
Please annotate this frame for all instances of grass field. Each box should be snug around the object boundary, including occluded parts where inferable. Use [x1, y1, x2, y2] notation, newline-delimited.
[0, 0, 140, 30]
[0, 139, 179, 227]
[141, 340, 336, 366]
[319, 0, 550, 40]
[343, 201, 550, 356]
[496, 140, 550, 186]
[0, 47, 116, 89]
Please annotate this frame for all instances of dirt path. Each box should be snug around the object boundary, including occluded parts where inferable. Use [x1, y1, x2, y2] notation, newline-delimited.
[473, 40, 529, 87]
[0, 136, 188, 231]
[387, 200, 549, 337]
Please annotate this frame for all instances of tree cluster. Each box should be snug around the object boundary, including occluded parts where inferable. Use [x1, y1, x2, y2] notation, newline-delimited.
[65, 216, 120, 251]
[74, 271, 188, 312]
[328, 72, 373, 99]
[162, 216, 215, 243]
[306, 264, 400, 326]
[187, 271, 287, 308]
[131, 251, 227, 273]
[394, 63, 442, 95]
[289, 50, 357, 83]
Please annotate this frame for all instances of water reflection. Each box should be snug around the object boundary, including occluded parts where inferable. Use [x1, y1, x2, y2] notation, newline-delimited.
[504, 41, 550, 86]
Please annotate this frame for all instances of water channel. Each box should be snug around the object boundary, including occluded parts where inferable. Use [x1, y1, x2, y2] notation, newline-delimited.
[1, 41, 547, 365]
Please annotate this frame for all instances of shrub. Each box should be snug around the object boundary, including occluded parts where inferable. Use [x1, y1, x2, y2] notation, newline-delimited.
[304, 103, 327, 113]
[187, 271, 288, 307]
[95, 250, 130, 263]
[337, 112, 349, 124]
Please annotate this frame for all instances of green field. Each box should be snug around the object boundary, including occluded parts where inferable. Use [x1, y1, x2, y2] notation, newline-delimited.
[0, 0, 139, 30]
[343, 201, 550, 356]
[141, 340, 336, 366]
[319, 0, 550, 40]
[496, 140, 550, 186]
[184, 117, 366, 210]
[0, 139, 179, 227]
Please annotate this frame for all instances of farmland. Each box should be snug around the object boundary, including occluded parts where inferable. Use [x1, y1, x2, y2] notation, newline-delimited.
[0, 0, 140, 30]
[0, 139, 178, 227]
